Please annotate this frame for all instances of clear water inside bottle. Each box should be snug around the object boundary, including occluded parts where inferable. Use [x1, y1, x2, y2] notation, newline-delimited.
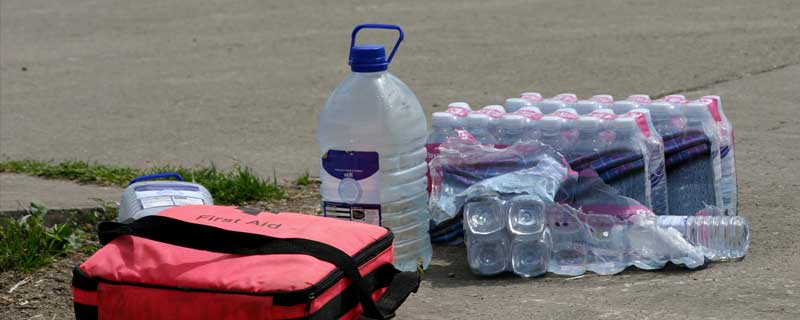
[318, 70, 432, 271]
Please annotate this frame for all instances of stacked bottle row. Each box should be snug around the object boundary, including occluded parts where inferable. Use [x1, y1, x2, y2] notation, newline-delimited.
[426, 92, 737, 216]
[464, 193, 749, 277]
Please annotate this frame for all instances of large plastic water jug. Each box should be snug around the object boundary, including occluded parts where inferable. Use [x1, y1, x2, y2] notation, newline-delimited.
[318, 24, 432, 271]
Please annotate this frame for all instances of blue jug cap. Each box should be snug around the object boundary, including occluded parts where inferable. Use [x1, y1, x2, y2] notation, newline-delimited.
[348, 24, 404, 73]
[350, 44, 388, 72]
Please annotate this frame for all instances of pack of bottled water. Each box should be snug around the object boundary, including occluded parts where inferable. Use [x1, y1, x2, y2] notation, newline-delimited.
[425, 91, 744, 277]
[428, 92, 737, 218]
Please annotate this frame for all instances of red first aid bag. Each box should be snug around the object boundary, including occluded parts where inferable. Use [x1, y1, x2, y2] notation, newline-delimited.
[72, 205, 420, 320]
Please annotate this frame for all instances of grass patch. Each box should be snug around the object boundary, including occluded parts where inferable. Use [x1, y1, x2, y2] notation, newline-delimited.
[0, 200, 119, 272]
[0, 160, 284, 205]
[295, 171, 314, 186]
[0, 202, 85, 272]
[152, 165, 284, 205]
[0, 160, 139, 186]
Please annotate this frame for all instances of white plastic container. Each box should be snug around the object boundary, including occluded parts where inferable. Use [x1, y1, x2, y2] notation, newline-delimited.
[118, 173, 213, 223]
[318, 24, 431, 271]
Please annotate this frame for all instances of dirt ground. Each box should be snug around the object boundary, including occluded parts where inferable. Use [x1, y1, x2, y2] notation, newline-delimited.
[2, 0, 800, 319]
[0, 253, 87, 320]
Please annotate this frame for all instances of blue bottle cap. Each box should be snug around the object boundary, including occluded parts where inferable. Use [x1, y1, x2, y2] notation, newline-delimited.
[349, 44, 388, 72]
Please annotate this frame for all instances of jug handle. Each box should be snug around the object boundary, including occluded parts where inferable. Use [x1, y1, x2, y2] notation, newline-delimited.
[350, 24, 404, 64]
[128, 172, 184, 185]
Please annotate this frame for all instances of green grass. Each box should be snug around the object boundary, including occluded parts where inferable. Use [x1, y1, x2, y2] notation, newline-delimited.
[295, 170, 314, 186]
[0, 160, 284, 205]
[153, 165, 284, 205]
[0, 160, 288, 272]
[0, 160, 140, 186]
[0, 201, 120, 272]
[0, 202, 84, 272]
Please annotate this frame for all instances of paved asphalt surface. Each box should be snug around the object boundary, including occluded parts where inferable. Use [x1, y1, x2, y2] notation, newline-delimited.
[2, 0, 800, 319]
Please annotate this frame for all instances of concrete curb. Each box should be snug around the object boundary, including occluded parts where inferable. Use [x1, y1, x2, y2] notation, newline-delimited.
[0, 206, 111, 225]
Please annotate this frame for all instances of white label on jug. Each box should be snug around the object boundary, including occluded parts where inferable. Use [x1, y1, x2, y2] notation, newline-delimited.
[140, 196, 177, 209]
[321, 150, 382, 225]
[173, 196, 206, 206]
[134, 184, 207, 209]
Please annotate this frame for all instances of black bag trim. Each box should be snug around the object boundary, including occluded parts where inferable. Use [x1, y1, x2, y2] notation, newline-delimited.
[73, 264, 406, 320]
[74, 302, 98, 320]
[72, 267, 98, 291]
[95, 215, 418, 319]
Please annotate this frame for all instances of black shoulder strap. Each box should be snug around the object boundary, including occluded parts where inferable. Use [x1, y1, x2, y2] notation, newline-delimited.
[98, 215, 419, 319]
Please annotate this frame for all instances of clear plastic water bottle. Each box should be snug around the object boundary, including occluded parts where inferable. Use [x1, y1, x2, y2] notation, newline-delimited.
[611, 100, 639, 115]
[516, 105, 542, 115]
[574, 100, 602, 115]
[585, 214, 627, 275]
[118, 173, 213, 223]
[446, 102, 472, 129]
[514, 106, 543, 141]
[479, 105, 506, 138]
[586, 109, 619, 150]
[624, 108, 669, 215]
[495, 114, 526, 146]
[656, 215, 749, 260]
[646, 101, 686, 137]
[627, 94, 652, 104]
[547, 206, 588, 276]
[511, 233, 551, 277]
[464, 198, 508, 275]
[318, 24, 431, 271]
[426, 112, 459, 194]
[480, 104, 506, 114]
[608, 117, 651, 207]
[428, 112, 458, 145]
[507, 195, 551, 277]
[569, 116, 604, 159]
[536, 99, 566, 114]
[520, 92, 544, 103]
[467, 233, 509, 275]
[553, 93, 579, 107]
[678, 101, 723, 211]
[447, 102, 472, 115]
[537, 116, 568, 154]
[466, 113, 498, 145]
[504, 98, 534, 113]
[551, 108, 579, 151]
[591, 94, 615, 107]
[701, 96, 737, 216]
[662, 94, 687, 104]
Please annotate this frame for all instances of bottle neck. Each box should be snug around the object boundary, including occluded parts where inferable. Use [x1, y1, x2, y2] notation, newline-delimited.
[351, 70, 388, 77]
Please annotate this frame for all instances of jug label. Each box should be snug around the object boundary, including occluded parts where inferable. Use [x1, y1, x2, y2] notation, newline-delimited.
[134, 184, 207, 209]
[321, 150, 382, 225]
[138, 195, 205, 209]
